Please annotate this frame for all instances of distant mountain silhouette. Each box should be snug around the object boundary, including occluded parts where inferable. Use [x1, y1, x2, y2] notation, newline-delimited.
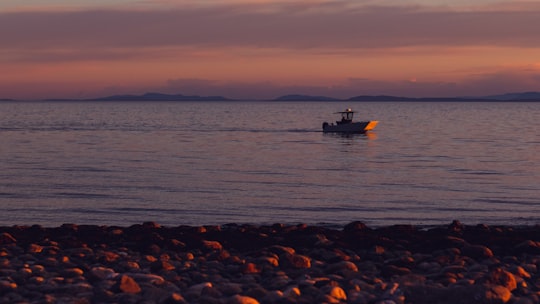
[88, 92, 232, 101]
[274, 92, 540, 102]
[348, 95, 470, 101]
[480, 91, 540, 101]
[3, 91, 540, 102]
[273, 94, 341, 101]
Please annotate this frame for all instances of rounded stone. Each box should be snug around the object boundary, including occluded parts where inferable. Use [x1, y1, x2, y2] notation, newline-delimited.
[227, 295, 260, 304]
[461, 245, 494, 260]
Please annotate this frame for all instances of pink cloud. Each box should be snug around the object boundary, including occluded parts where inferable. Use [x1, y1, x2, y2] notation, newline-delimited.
[2, 3, 540, 53]
[2, 1, 540, 99]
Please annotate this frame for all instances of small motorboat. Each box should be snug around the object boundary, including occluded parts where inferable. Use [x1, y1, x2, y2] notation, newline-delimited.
[322, 108, 378, 133]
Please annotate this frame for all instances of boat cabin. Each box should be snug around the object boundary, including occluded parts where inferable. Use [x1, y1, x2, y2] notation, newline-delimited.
[336, 108, 355, 124]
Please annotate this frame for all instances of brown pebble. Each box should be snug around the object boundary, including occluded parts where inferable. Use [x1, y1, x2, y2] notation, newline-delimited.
[0, 280, 17, 292]
[484, 285, 512, 303]
[228, 294, 260, 304]
[242, 262, 261, 274]
[268, 245, 295, 255]
[327, 261, 358, 273]
[283, 286, 301, 298]
[258, 256, 279, 267]
[202, 240, 223, 251]
[486, 268, 517, 291]
[285, 254, 311, 269]
[117, 275, 141, 294]
[511, 265, 532, 279]
[326, 286, 347, 301]
[27, 244, 43, 253]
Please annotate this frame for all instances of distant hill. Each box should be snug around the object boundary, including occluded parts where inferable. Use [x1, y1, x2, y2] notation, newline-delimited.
[348, 95, 470, 102]
[360, 92, 540, 101]
[348, 95, 415, 101]
[4, 91, 540, 102]
[88, 92, 232, 101]
[273, 94, 342, 101]
[480, 92, 540, 101]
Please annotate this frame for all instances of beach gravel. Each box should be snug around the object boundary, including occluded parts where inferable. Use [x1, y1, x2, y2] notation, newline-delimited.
[1, 221, 540, 303]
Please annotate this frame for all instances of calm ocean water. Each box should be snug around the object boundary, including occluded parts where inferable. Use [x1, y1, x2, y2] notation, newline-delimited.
[1, 101, 539, 227]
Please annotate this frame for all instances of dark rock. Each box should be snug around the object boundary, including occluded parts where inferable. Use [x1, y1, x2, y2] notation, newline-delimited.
[0, 232, 17, 244]
[484, 268, 517, 291]
[343, 221, 368, 232]
[448, 220, 465, 234]
[514, 240, 540, 255]
[462, 244, 494, 260]
[151, 260, 176, 272]
[382, 265, 411, 277]
[160, 292, 188, 304]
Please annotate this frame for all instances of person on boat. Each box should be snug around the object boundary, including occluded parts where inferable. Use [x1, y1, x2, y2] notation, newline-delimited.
[337, 109, 354, 124]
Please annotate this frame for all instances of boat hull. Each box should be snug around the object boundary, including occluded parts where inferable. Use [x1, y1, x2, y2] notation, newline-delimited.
[322, 120, 378, 133]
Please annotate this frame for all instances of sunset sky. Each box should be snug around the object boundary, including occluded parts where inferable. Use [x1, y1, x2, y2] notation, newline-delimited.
[2, 0, 540, 99]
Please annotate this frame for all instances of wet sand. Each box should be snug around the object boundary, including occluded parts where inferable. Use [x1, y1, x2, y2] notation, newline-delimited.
[1, 221, 540, 303]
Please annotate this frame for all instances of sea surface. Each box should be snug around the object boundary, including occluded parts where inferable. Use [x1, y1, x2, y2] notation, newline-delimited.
[1, 101, 539, 227]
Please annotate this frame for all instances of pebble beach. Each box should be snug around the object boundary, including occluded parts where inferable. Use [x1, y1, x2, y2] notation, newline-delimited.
[2, 221, 540, 303]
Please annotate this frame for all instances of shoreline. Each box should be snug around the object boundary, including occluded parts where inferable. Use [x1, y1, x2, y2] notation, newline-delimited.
[1, 221, 540, 303]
